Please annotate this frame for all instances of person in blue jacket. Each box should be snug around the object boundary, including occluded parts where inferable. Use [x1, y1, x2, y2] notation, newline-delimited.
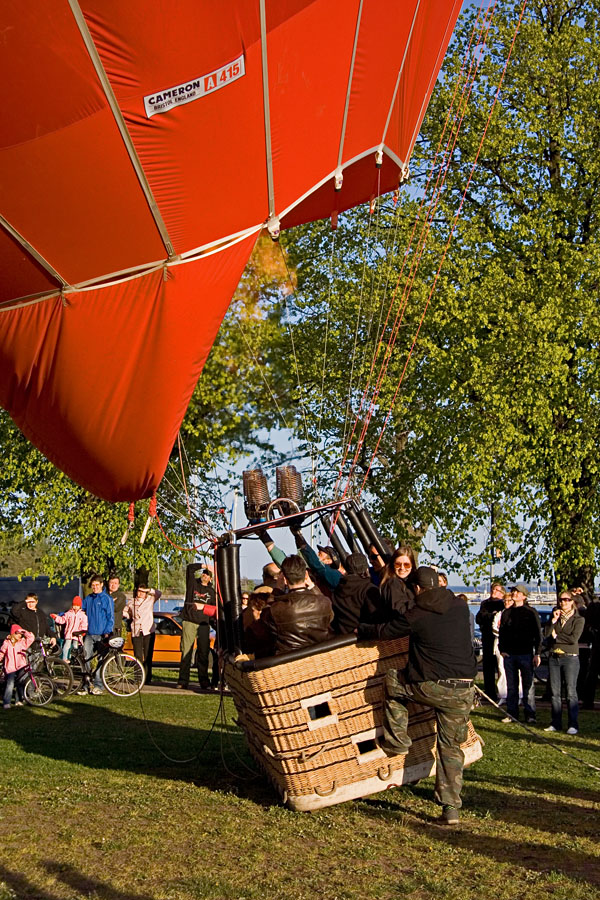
[82, 575, 115, 694]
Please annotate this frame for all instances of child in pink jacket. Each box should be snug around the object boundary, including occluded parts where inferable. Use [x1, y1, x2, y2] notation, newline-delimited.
[1, 625, 35, 709]
[51, 596, 88, 660]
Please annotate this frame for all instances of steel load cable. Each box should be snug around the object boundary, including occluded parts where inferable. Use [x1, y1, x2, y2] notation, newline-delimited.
[355, 0, 529, 498]
[331, 0, 497, 504]
[335, 0, 516, 504]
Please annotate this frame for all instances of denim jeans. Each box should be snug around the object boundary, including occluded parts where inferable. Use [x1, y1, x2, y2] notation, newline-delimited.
[549, 653, 580, 730]
[83, 634, 104, 689]
[3, 668, 25, 707]
[505, 653, 535, 720]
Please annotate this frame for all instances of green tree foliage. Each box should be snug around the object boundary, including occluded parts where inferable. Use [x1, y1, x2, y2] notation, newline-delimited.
[279, 0, 600, 590]
[0, 236, 289, 584]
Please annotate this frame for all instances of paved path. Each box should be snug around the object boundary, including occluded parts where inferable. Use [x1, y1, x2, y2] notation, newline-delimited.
[142, 679, 229, 696]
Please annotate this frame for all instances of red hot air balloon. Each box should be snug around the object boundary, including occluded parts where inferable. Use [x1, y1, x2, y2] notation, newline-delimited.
[0, 0, 462, 501]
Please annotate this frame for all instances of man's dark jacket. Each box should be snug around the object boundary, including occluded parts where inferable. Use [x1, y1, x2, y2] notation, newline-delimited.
[10, 601, 53, 640]
[498, 604, 542, 656]
[110, 588, 127, 634]
[360, 586, 477, 683]
[260, 587, 333, 656]
[332, 574, 382, 634]
[476, 596, 504, 641]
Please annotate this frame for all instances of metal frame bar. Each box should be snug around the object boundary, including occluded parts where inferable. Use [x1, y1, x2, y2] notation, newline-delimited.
[228, 498, 355, 541]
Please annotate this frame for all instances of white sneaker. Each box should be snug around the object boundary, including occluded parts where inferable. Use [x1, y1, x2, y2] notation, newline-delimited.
[566, 727, 578, 735]
[543, 725, 558, 732]
[501, 716, 513, 724]
[90, 687, 104, 695]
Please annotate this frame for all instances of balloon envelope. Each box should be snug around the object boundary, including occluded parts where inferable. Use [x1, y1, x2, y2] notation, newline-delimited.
[0, 0, 462, 501]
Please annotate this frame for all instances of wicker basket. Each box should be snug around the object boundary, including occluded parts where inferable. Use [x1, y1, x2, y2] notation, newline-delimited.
[226, 637, 483, 811]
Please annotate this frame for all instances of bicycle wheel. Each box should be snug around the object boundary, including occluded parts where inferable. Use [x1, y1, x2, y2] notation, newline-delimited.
[44, 657, 74, 696]
[101, 653, 145, 697]
[23, 673, 55, 707]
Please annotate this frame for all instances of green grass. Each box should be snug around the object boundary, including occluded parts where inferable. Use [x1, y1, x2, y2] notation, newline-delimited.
[0, 690, 598, 900]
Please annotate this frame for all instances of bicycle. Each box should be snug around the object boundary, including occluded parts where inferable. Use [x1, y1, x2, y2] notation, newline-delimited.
[1, 650, 56, 707]
[29, 639, 74, 697]
[70, 632, 145, 697]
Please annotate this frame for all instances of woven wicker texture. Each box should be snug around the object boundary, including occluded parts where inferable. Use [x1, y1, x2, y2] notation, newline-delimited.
[226, 638, 482, 809]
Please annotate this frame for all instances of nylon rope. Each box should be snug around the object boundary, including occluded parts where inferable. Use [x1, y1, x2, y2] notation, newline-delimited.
[344, 0, 497, 491]
[277, 239, 321, 501]
[334, 0, 499, 502]
[340, 194, 374, 457]
[474, 686, 600, 775]
[177, 432, 193, 520]
[316, 227, 336, 460]
[333, 0, 495, 498]
[341, 170, 383, 466]
[235, 320, 290, 430]
[354, 0, 529, 498]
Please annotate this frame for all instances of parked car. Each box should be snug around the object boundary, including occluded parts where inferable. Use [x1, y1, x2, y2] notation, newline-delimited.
[123, 612, 183, 666]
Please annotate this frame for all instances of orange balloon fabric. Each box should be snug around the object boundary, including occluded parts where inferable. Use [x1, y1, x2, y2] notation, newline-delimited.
[0, 0, 461, 501]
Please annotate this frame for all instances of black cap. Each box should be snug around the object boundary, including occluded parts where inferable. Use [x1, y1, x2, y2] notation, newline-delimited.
[345, 552, 369, 575]
[317, 545, 340, 569]
[414, 566, 439, 590]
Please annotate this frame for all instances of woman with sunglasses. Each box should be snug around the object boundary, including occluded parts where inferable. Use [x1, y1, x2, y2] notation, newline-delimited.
[544, 591, 584, 735]
[379, 545, 417, 615]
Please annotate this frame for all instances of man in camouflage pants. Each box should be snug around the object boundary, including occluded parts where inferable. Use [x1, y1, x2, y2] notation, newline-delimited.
[359, 566, 476, 825]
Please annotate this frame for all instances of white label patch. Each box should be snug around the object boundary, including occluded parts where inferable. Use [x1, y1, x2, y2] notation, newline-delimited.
[144, 54, 245, 118]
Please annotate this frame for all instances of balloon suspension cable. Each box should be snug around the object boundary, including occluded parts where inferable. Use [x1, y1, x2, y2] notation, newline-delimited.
[277, 239, 320, 500]
[155, 510, 214, 553]
[334, 0, 503, 504]
[341, 169, 382, 465]
[337, 0, 498, 500]
[355, 0, 529, 498]
[316, 225, 336, 465]
[235, 319, 290, 430]
[177, 431, 193, 519]
[359, 187, 403, 401]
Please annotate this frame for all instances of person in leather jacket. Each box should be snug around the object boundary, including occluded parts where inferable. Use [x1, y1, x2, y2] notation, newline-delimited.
[259, 555, 333, 657]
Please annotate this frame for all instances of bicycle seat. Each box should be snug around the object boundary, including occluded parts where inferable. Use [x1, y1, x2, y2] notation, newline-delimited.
[73, 630, 86, 638]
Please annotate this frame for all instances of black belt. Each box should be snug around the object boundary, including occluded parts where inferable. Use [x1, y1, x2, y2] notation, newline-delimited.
[436, 678, 474, 687]
[550, 652, 577, 658]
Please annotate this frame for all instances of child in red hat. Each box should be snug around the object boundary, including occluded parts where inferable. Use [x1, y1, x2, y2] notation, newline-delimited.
[51, 596, 88, 661]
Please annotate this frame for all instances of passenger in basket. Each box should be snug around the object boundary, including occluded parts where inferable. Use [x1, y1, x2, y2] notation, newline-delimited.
[242, 586, 274, 657]
[259, 555, 333, 657]
[358, 566, 477, 827]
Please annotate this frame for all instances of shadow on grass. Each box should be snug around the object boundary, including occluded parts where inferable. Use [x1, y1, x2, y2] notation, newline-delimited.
[0, 861, 155, 900]
[466, 769, 600, 807]
[0, 695, 275, 800]
[407, 817, 600, 887]
[359, 788, 600, 886]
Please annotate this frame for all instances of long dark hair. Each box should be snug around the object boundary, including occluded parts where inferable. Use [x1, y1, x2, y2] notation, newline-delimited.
[380, 545, 417, 586]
